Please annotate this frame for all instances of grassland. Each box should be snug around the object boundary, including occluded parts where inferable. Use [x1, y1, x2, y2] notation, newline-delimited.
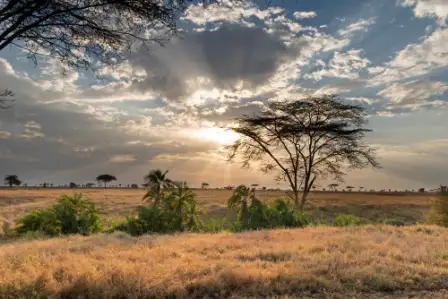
[0, 188, 436, 226]
[1, 226, 448, 298]
[1, 188, 445, 298]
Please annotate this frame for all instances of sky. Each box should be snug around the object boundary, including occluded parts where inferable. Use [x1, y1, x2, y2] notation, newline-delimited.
[0, 0, 447, 190]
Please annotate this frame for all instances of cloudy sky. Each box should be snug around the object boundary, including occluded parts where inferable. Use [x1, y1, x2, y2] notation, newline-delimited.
[0, 0, 447, 189]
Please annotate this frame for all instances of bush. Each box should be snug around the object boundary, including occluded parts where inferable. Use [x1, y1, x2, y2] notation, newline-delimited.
[16, 194, 101, 236]
[232, 198, 313, 231]
[425, 192, 448, 227]
[200, 218, 227, 233]
[332, 214, 363, 226]
[119, 184, 202, 236]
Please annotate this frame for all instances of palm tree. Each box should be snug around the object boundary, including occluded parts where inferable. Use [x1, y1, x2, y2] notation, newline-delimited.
[171, 181, 199, 231]
[143, 169, 174, 203]
[95, 174, 117, 188]
[228, 185, 255, 226]
[4, 175, 21, 188]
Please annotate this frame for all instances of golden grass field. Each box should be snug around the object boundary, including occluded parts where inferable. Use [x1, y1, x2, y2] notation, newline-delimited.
[1, 188, 446, 298]
[0, 188, 436, 226]
[1, 226, 448, 298]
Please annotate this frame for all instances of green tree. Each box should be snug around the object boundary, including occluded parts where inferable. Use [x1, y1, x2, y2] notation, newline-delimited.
[143, 169, 174, 203]
[228, 185, 256, 226]
[4, 174, 21, 187]
[95, 174, 116, 188]
[171, 181, 200, 231]
[227, 95, 379, 212]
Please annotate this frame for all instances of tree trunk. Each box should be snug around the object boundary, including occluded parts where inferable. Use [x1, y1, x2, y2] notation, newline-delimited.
[300, 190, 309, 214]
[104, 182, 107, 189]
[241, 199, 249, 226]
[294, 190, 300, 212]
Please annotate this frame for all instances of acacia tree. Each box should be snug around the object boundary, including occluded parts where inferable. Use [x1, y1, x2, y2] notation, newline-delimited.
[201, 182, 209, 189]
[227, 95, 379, 213]
[95, 174, 116, 188]
[4, 174, 21, 187]
[328, 183, 338, 191]
[0, 0, 230, 72]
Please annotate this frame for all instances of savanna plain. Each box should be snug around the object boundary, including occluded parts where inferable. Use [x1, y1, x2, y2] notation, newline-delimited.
[1, 188, 448, 299]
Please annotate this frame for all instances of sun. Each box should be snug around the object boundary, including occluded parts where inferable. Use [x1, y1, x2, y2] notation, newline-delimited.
[192, 127, 239, 145]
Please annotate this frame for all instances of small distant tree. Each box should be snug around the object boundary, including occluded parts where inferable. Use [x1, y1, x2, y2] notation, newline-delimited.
[131, 184, 139, 189]
[4, 175, 21, 187]
[95, 174, 116, 188]
[328, 183, 339, 192]
[359, 186, 364, 192]
[346, 186, 355, 192]
[201, 182, 209, 189]
[227, 95, 379, 213]
[69, 182, 78, 188]
[86, 183, 95, 188]
[418, 188, 425, 193]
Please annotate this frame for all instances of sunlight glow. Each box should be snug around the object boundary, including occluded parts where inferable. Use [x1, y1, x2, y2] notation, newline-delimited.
[192, 127, 239, 145]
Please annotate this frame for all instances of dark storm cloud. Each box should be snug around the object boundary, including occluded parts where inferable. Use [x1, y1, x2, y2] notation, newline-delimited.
[128, 24, 298, 101]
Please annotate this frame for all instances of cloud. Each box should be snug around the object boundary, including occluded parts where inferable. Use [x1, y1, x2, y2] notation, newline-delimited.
[0, 60, 219, 184]
[346, 97, 378, 105]
[375, 139, 448, 187]
[293, 11, 317, 19]
[369, 27, 448, 84]
[305, 49, 370, 81]
[399, 0, 448, 25]
[378, 80, 448, 106]
[128, 24, 297, 101]
[182, 0, 284, 27]
[110, 154, 137, 163]
[338, 18, 376, 37]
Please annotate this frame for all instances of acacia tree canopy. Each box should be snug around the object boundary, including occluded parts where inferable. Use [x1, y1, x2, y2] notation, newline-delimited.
[0, 0, 229, 72]
[227, 94, 380, 212]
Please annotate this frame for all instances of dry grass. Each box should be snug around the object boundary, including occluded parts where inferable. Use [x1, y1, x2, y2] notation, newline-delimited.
[0, 188, 435, 226]
[0, 226, 448, 298]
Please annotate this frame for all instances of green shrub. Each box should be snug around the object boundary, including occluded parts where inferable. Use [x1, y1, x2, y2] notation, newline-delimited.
[425, 192, 448, 227]
[16, 193, 101, 236]
[200, 218, 227, 233]
[119, 183, 202, 236]
[230, 197, 314, 231]
[332, 214, 363, 226]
